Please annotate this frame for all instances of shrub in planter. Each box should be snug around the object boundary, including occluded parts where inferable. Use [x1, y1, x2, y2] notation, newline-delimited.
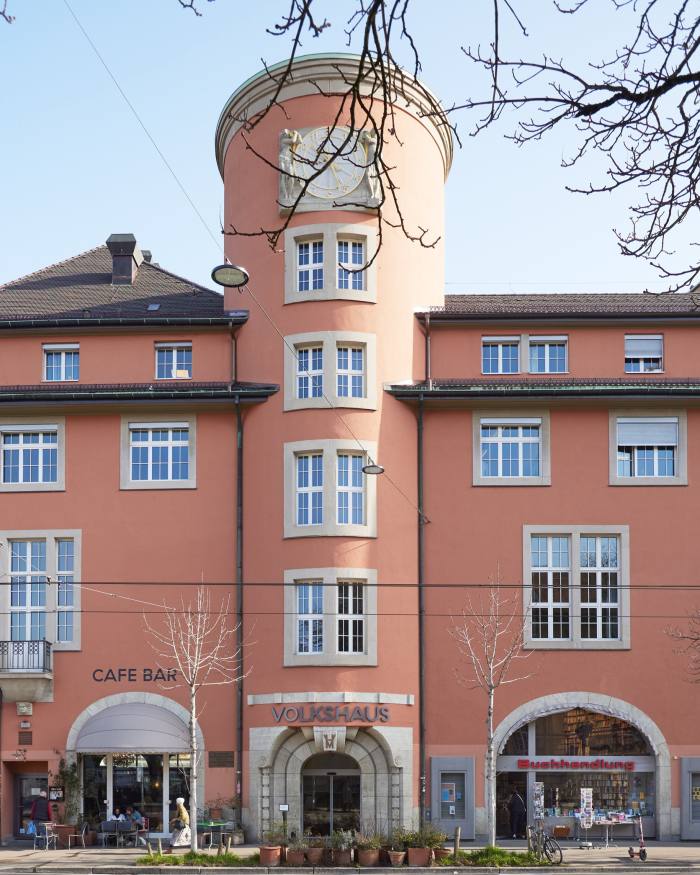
[286, 838, 307, 866]
[385, 828, 408, 866]
[331, 830, 353, 866]
[355, 831, 382, 866]
[260, 823, 287, 867]
[304, 835, 325, 865]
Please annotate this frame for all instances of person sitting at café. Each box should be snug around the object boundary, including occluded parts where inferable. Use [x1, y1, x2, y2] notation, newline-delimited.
[169, 797, 191, 847]
[125, 806, 143, 826]
[109, 807, 126, 822]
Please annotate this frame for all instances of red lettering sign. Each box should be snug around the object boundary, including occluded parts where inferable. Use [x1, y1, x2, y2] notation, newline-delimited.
[515, 758, 635, 772]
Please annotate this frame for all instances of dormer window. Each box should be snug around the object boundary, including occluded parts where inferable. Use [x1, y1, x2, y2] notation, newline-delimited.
[43, 344, 79, 382]
[624, 335, 663, 373]
[155, 343, 192, 380]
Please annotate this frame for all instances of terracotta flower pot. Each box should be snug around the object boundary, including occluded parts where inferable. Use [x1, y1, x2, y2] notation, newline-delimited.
[407, 847, 431, 867]
[388, 850, 406, 867]
[357, 848, 380, 866]
[333, 848, 353, 866]
[305, 846, 324, 865]
[433, 848, 450, 862]
[286, 849, 306, 866]
[261, 845, 282, 866]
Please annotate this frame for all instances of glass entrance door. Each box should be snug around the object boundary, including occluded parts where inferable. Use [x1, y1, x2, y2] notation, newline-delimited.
[14, 774, 48, 838]
[302, 772, 360, 835]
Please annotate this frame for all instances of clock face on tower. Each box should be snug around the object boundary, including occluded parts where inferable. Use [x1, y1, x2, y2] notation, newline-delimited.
[295, 127, 367, 200]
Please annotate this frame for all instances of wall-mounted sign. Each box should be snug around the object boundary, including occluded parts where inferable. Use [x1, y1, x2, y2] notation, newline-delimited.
[92, 667, 177, 683]
[517, 758, 636, 772]
[49, 787, 64, 801]
[272, 704, 390, 724]
[16, 702, 33, 716]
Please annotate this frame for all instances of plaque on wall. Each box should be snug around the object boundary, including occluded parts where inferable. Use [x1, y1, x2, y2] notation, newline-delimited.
[209, 750, 235, 768]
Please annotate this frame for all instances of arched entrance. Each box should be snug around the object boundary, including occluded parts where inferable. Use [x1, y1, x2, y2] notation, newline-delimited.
[302, 753, 361, 835]
[492, 694, 670, 839]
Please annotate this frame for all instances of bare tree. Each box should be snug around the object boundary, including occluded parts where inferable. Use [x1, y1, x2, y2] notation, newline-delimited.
[667, 610, 700, 680]
[451, 576, 534, 847]
[144, 586, 243, 853]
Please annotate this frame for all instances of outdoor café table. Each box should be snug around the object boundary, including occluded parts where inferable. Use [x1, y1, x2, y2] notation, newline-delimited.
[595, 817, 632, 848]
[197, 821, 228, 849]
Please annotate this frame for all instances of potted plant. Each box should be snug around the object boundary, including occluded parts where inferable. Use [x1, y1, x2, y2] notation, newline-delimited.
[355, 831, 382, 866]
[286, 836, 307, 866]
[305, 834, 325, 865]
[260, 822, 287, 867]
[331, 829, 354, 866]
[386, 828, 408, 867]
[403, 829, 432, 867]
[422, 826, 448, 862]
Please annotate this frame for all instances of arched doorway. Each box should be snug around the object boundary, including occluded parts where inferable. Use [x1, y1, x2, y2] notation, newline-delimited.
[302, 753, 361, 835]
[493, 694, 668, 839]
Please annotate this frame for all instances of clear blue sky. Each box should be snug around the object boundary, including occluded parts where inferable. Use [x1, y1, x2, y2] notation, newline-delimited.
[0, 0, 678, 293]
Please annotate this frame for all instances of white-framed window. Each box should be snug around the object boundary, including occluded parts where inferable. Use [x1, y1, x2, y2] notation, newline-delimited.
[284, 440, 378, 538]
[337, 346, 365, 398]
[43, 344, 79, 382]
[0, 419, 65, 493]
[297, 239, 324, 291]
[283, 332, 376, 411]
[337, 453, 365, 525]
[0, 529, 82, 650]
[530, 536, 571, 641]
[297, 347, 323, 399]
[337, 239, 365, 290]
[284, 223, 377, 304]
[473, 412, 551, 486]
[482, 337, 520, 374]
[523, 525, 630, 650]
[284, 567, 377, 666]
[624, 335, 663, 372]
[296, 582, 324, 654]
[155, 343, 192, 379]
[609, 410, 687, 486]
[120, 416, 196, 490]
[296, 453, 323, 526]
[529, 337, 567, 374]
[337, 581, 365, 653]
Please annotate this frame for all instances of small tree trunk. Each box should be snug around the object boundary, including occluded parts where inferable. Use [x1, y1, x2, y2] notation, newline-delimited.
[190, 690, 198, 852]
[486, 686, 496, 847]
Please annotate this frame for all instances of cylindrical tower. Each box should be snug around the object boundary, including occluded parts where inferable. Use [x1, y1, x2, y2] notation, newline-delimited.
[215, 54, 452, 838]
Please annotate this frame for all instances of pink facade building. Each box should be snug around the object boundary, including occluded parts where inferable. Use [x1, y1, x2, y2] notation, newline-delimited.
[1, 53, 699, 844]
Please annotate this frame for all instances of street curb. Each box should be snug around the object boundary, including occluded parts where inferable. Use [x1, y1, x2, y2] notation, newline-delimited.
[2, 867, 700, 874]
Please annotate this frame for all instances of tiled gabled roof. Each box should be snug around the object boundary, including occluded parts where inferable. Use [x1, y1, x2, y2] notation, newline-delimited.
[421, 293, 700, 321]
[0, 245, 231, 322]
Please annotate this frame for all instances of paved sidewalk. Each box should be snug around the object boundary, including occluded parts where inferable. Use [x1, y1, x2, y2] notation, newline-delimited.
[0, 841, 698, 872]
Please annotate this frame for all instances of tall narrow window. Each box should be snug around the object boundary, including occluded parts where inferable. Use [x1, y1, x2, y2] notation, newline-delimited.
[580, 536, 620, 640]
[530, 536, 571, 641]
[337, 239, 364, 290]
[2, 430, 57, 484]
[130, 426, 189, 482]
[296, 582, 324, 654]
[337, 454, 364, 525]
[529, 338, 567, 374]
[296, 453, 323, 526]
[10, 540, 47, 641]
[337, 346, 365, 398]
[56, 539, 75, 643]
[297, 347, 323, 399]
[297, 239, 324, 291]
[482, 339, 519, 374]
[616, 417, 677, 478]
[337, 582, 365, 653]
[480, 420, 541, 478]
[44, 345, 79, 382]
[156, 344, 192, 379]
[624, 335, 663, 372]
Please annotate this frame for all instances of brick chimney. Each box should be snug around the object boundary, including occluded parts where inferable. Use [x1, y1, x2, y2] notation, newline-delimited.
[106, 233, 144, 285]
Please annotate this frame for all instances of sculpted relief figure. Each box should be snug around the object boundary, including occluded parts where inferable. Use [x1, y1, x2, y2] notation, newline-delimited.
[279, 128, 302, 205]
[359, 129, 381, 204]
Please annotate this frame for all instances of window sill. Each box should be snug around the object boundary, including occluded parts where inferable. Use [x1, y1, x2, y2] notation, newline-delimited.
[42, 379, 79, 384]
[0, 483, 65, 493]
[473, 476, 551, 487]
[121, 480, 196, 491]
[284, 523, 376, 539]
[609, 475, 687, 487]
[286, 287, 376, 305]
[154, 377, 193, 381]
[284, 652, 377, 667]
[525, 638, 630, 650]
[285, 396, 376, 412]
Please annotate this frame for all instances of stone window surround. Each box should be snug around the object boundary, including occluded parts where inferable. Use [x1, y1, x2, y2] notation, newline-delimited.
[522, 524, 631, 650]
[481, 334, 569, 375]
[119, 414, 197, 491]
[0, 417, 66, 492]
[608, 408, 687, 487]
[283, 330, 377, 411]
[283, 567, 378, 667]
[0, 528, 82, 651]
[472, 410, 551, 487]
[284, 439, 378, 539]
[284, 222, 378, 305]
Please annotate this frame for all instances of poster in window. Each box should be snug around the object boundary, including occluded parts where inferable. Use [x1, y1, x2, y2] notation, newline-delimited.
[441, 782, 456, 804]
[580, 787, 594, 829]
[533, 782, 544, 821]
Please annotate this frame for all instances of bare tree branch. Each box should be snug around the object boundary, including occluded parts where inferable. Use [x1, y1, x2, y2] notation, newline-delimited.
[667, 609, 700, 680]
[1, 0, 14, 24]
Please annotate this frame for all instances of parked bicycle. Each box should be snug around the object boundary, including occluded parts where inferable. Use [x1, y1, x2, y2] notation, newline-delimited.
[527, 822, 563, 865]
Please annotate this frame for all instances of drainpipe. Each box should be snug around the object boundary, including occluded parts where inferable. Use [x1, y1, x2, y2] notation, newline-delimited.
[235, 397, 244, 821]
[417, 394, 426, 828]
[425, 314, 432, 389]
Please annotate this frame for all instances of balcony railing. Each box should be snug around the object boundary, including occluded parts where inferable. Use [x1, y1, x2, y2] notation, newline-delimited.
[0, 640, 52, 673]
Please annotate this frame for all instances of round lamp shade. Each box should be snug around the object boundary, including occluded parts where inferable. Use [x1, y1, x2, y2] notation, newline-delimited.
[211, 263, 250, 288]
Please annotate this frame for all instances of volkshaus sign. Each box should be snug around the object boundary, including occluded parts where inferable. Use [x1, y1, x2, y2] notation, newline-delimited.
[272, 704, 390, 724]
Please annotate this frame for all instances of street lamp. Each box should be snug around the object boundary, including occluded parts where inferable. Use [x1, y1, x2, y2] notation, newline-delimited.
[211, 263, 250, 288]
[362, 459, 384, 475]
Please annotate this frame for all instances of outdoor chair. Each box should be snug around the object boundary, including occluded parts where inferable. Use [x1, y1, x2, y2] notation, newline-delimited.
[98, 820, 118, 847]
[117, 819, 138, 847]
[33, 822, 58, 851]
[68, 821, 89, 849]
